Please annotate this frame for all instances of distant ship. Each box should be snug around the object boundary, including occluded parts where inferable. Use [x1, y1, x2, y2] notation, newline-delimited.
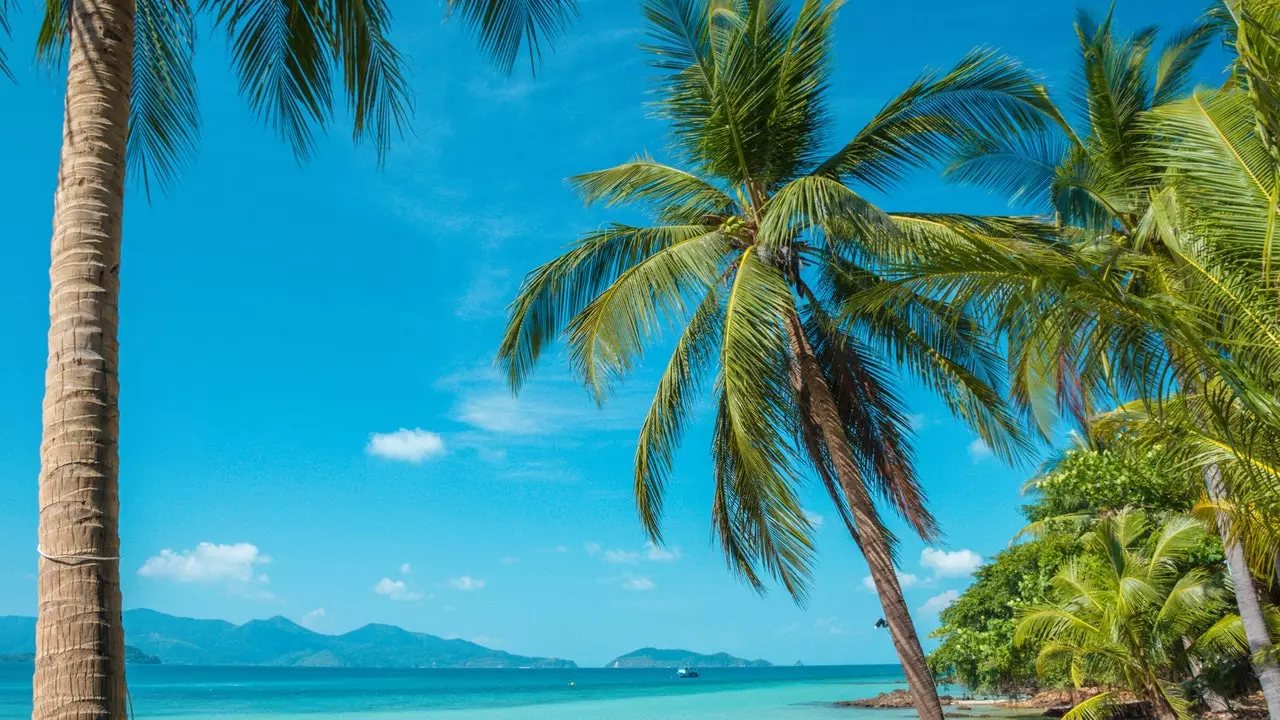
[677, 666, 699, 679]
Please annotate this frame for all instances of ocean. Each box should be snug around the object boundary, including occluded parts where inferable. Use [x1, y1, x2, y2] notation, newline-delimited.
[0, 664, 928, 719]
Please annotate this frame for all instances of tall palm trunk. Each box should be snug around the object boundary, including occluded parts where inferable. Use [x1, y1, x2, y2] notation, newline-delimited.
[786, 315, 945, 720]
[1206, 466, 1280, 720]
[34, 0, 133, 718]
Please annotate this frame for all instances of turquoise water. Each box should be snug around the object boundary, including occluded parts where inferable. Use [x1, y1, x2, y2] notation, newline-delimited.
[0, 664, 921, 719]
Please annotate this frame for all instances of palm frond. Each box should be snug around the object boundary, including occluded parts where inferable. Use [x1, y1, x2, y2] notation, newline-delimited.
[130, 0, 200, 194]
[569, 156, 736, 215]
[712, 247, 814, 601]
[566, 229, 727, 401]
[210, 0, 335, 161]
[815, 49, 1066, 191]
[634, 283, 724, 543]
[498, 223, 713, 391]
[445, 0, 577, 74]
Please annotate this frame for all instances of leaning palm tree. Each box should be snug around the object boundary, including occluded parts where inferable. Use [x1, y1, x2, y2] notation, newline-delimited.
[2, 1, 574, 719]
[498, 2, 1058, 718]
[1016, 510, 1229, 720]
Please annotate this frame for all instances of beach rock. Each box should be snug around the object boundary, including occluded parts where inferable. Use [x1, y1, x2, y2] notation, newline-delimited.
[838, 689, 955, 708]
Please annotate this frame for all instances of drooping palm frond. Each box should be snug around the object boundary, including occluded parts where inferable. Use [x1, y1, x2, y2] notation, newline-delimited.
[0, 0, 14, 80]
[445, 0, 578, 74]
[498, 223, 716, 391]
[713, 248, 813, 598]
[634, 283, 725, 543]
[210, 0, 409, 162]
[131, 0, 200, 194]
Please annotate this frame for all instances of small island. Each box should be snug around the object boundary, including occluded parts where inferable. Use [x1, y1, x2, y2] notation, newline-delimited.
[606, 647, 771, 668]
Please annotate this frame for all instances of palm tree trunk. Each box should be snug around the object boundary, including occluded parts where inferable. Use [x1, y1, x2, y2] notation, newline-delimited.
[1205, 465, 1280, 720]
[34, 0, 133, 719]
[1183, 637, 1229, 712]
[786, 315, 945, 720]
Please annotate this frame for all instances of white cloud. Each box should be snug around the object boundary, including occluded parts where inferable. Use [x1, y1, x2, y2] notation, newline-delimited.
[603, 549, 641, 565]
[374, 577, 424, 602]
[908, 413, 929, 431]
[400, 563, 413, 575]
[861, 572, 922, 592]
[643, 541, 681, 562]
[967, 438, 993, 462]
[367, 428, 446, 462]
[919, 589, 961, 614]
[138, 543, 270, 584]
[814, 617, 844, 635]
[921, 548, 983, 577]
[448, 576, 486, 591]
[622, 576, 655, 591]
[584, 542, 602, 557]
[803, 510, 825, 528]
[300, 608, 326, 629]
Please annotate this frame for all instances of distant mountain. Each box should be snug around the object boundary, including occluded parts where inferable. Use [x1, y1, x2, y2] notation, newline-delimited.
[1, 610, 575, 669]
[606, 647, 771, 668]
[0, 617, 158, 665]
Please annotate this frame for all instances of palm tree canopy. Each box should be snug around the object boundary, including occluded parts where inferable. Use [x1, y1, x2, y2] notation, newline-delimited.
[499, 0, 1052, 599]
[1, 0, 576, 188]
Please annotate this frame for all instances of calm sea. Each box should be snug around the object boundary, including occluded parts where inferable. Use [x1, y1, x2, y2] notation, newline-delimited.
[0, 664, 923, 719]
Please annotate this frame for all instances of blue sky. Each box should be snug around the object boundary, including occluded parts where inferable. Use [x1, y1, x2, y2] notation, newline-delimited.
[0, 0, 1212, 667]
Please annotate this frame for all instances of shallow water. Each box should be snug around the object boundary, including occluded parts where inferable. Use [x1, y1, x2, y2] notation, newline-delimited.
[0, 663, 927, 719]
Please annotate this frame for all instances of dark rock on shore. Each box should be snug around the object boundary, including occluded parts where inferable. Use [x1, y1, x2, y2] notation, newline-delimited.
[837, 689, 955, 708]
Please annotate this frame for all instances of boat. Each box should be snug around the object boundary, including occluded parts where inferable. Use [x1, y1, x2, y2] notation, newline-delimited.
[676, 666, 699, 679]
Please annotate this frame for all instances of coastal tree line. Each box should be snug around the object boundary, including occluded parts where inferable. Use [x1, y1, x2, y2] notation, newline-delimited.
[9, 1, 1280, 720]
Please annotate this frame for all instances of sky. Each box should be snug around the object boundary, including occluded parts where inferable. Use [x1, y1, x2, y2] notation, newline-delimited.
[0, 0, 1216, 668]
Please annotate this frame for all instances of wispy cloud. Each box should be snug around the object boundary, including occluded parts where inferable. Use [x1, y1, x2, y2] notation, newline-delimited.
[448, 576, 486, 591]
[598, 542, 682, 565]
[644, 541, 681, 562]
[374, 578, 424, 602]
[803, 509, 825, 528]
[622, 576, 655, 591]
[968, 438, 993, 462]
[456, 265, 512, 320]
[500, 556, 520, 565]
[300, 608, 326, 630]
[400, 563, 413, 575]
[814, 616, 844, 635]
[367, 429, 446, 462]
[919, 589, 960, 614]
[920, 548, 983, 577]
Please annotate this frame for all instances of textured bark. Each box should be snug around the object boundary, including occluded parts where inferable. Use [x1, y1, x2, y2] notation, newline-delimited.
[786, 315, 945, 720]
[1205, 466, 1280, 720]
[33, 0, 133, 719]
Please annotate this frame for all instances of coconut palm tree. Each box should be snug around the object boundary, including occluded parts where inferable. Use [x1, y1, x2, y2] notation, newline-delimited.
[2, 2, 574, 719]
[1015, 509, 1229, 720]
[866, 5, 1280, 717]
[498, 2, 1059, 718]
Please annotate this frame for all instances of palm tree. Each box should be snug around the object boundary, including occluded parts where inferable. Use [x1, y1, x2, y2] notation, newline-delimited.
[3, 1, 574, 719]
[869, 5, 1280, 717]
[1016, 510, 1229, 720]
[498, 2, 1059, 718]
